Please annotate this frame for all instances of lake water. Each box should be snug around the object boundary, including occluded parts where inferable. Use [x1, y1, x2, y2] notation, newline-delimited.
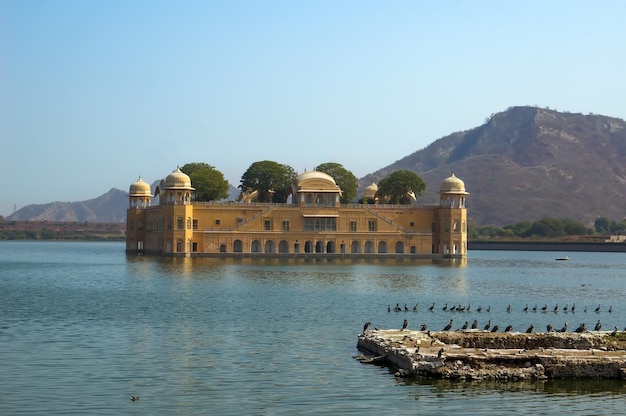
[1, 241, 625, 415]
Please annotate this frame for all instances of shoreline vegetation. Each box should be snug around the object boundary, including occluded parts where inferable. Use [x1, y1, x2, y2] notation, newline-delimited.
[1, 220, 624, 252]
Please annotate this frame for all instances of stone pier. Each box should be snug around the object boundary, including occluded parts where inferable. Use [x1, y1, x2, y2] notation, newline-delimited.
[356, 329, 626, 380]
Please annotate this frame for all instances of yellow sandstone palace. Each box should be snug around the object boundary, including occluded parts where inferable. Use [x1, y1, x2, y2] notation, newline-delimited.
[126, 169, 468, 258]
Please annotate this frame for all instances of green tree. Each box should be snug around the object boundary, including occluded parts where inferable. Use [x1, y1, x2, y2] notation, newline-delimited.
[239, 161, 297, 203]
[529, 218, 564, 238]
[181, 163, 230, 201]
[562, 219, 588, 235]
[315, 162, 358, 204]
[594, 216, 611, 233]
[375, 170, 426, 204]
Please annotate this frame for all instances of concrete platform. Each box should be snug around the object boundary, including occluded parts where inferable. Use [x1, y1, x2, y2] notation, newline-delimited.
[356, 329, 626, 380]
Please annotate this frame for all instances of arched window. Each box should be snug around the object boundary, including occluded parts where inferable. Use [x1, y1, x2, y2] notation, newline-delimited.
[315, 240, 324, 253]
[395, 241, 404, 254]
[251, 240, 261, 253]
[264, 240, 275, 253]
[364, 241, 374, 253]
[279, 240, 289, 253]
[351, 240, 361, 253]
[233, 240, 243, 253]
[378, 241, 387, 253]
[326, 241, 335, 253]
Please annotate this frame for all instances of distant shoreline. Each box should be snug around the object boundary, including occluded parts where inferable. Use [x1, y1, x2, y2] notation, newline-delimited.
[469, 241, 626, 252]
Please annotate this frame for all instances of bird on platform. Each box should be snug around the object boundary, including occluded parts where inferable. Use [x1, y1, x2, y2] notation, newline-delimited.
[574, 323, 587, 333]
[413, 303, 419, 311]
[559, 322, 568, 333]
[505, 325, 513, 332]
[443, 319, 453, 331]
[420, 324, 428, 331]
[471, 319, 478, 329]
[546, 323, 554, 332]
[553, 304, 559, 313]
[428, 302, 435, 312]
[610, 326, 618, 337]
[461, 321, 469, 330]
[594, 320, 602, 331]
[491, 325, 499, 333]
[483, 320, 492, 331]
[523, 304, 528, 312]
[363, 322, 371, 333]
[402, 319, 409, 331]
[507, 304, 511, 313]
[526, 324, 535, 333]
[438, 348, 444, 358]
[542, 304, 548, 312]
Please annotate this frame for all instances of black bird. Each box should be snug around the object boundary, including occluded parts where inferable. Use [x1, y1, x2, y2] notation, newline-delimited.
[363, 322, 371, 333]
[546, 323, 554, 332]
[131, 396, 139, 402]
[428, 302, 435, 312]
[442, 303, 448, 311]
[504, 325, 513, 332]
[420, 324, 428, 331]
[532, 304, 538, 312]
[595, 304, 601, 313]
[413, 303, 419, 311]
[584, 306, 588, 313]
[491, 325, 499, 333]
[507, 304, 511, 313]
[553, 304, 559, 313]
[523, 304, 528, 312]
[461, 321, 469, 330]
[466, 303, 471, 312]
[609, 306, 613, 313]
[450, 304, 456, 312]
[443, 319, 453, 331]
[574, 323, 587, 333]
[388, 304, 391, 313]
[486, 305, 491, 313]
[526, 324, 535, 334]
[483, 320, 492, 331]
[594, 320, 602, 331]
[404, 304, 409, 312]
[477, 305, 483, 313]
[610, 326, 618, 337]
[571, 303, 576, 312]
[563, 304, 568, 313]
[471, 319, 478, 329]
[402, 319, 409, 331]
[559, 322, 568, 333]
[541, 304, 548, 312]
[395, 303, 401, 312]
[437, 348, 444, 358]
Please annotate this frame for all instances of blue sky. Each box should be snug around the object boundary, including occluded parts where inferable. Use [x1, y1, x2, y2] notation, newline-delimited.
[2, 1, 626, 216]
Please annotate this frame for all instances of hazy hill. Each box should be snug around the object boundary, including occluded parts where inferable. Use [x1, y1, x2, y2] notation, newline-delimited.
[360, 106, 626, 226]
[7, 106, 626, 226]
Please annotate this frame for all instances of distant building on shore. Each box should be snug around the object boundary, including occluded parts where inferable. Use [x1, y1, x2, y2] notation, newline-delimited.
[125, 169, 468, 259]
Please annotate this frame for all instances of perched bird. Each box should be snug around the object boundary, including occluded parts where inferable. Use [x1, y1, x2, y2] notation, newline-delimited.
[363, 322, 371, 333]
[471, 320, 478, 329]
[443, 319, 453, 331]
[574, 323, 587, 333]
[546, 323, 554, 332]
[428, 302, 435, 312]
[483, 320, 492, 331]
[526, 324, 535, 333]
[402, 319, 409, 331]
[461, 321, 469, 330]
[559, 322, 568, 333]
[420, 324, 428, 331]
[504, 325, 513, 332]
[491, 325, 499, 333]
[437, 348, 444, 358]
[594, 320, 602, 331]
[610, 326, 618, 337]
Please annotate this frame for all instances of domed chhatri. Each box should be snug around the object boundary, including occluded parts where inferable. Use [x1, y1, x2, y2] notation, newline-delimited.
[362, 183, 378, 200]
[126, 169, 468, 259]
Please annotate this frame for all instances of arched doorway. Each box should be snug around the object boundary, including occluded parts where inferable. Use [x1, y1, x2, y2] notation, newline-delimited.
[233, 240, 243, 252]
[326, 241, 336, 253]
[378, 241, 387, 253]
[315, 240, 324, 253]
[395, 241, 404, 254]
[265, 240, 275, 253]
[364, 241, 374, 253]
[279, 240, 289, 253]
[251, 240, 261, 253]
[351, 240, 360, 253]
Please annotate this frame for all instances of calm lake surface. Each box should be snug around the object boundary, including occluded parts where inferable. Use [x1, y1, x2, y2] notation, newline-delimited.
[1, 241, 625, 415]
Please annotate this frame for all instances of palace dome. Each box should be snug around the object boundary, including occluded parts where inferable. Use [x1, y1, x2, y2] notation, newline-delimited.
[440, 172, 468, 194]
[294, 171, 337, 186]
[164, 167, 193, 189]
[129, 176, 152, 196]
[363, 182, 378, 199]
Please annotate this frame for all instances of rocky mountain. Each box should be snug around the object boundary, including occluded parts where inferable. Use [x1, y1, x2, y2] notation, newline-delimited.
[7, 106, 626, 226]
[360, 106, 626, 226]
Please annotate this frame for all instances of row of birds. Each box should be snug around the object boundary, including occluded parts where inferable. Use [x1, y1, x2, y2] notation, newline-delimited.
[388, 302, 614, 314]
[364, 319, 624, 335]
